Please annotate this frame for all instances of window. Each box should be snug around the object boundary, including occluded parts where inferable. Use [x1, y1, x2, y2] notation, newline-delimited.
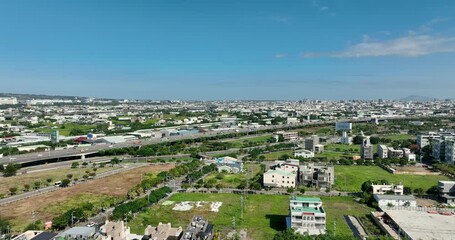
[282, 176, 284, 179]
[272, 175, 274, 178]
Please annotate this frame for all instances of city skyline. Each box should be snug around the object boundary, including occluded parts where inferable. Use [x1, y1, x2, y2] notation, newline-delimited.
[1, 0, 455, 100]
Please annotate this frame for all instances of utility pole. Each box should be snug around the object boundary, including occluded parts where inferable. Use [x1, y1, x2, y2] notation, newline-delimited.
[334, 220, 336, 237]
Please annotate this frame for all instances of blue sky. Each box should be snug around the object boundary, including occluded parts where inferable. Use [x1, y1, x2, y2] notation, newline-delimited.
[1, 0, 455, 100]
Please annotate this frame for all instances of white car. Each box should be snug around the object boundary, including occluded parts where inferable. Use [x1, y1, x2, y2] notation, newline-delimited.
[87, 222, 96, 227]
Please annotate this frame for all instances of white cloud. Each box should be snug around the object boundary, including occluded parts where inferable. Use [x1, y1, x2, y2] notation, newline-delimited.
[329, 35, 455, 57]
[302, 19, 455, 58]
[272, 16, 292, 24]
[312, 0, 329, 11]
[274, 53, 288, 59]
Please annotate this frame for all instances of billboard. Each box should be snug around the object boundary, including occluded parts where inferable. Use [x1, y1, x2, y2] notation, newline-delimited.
[335, 122, 352, 131]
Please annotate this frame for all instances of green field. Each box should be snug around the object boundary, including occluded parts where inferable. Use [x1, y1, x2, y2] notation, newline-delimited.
[203, 163, 262, 188]
[262, 150, 293, 161]
[225, 135, 272, 148]
[325, 144, 360, 153]
[335, 165, 452, 192]
[379, 134, 415, 141]
[33, 123, 96, 136]
[129, 193, 374, 239]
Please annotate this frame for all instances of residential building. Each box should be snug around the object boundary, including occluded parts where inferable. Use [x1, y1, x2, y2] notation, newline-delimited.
[288, 197, 326, 235]
[445, 140, 455, 164]
[299, 163, 334, 188]
[275, 131, 299, 141]
[179, 216, 213, 240]
[98, 220, 142, 240]
[263, 169, 297, 188]
[438, 180, 455, 205]
[294, 149, 315, 158]
[314, 144, 324, 153]
[59, 227, 96, 240]
[372, 184, 404, 195]
[304, 135, 320, 152]
[145, 222, 183, 240]
[388, 147, 404, 158]
[373, 195, 417, 208]
[432, 138, 446, 161]
[377, 145, 389, 159]
[360, 137, 374, 160]
[340, 131, 352, 145]
[12, 231, 57, 240]
[214, 156, 243, 173]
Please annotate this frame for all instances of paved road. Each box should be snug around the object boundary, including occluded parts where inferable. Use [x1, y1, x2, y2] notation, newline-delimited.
[0, 116, 423, 166]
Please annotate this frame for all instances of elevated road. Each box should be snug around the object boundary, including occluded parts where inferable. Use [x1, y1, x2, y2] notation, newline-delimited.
[0, 116, 437, 166]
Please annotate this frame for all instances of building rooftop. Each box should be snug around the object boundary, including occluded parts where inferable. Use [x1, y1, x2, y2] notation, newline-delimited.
[385, 209, 455, 240]
[439, 180, 455, 184]
[291, 206, 324, 214]
[61, 227, 95, 236]
[290, 197, 322, 203]
[265, 169, 295, 176]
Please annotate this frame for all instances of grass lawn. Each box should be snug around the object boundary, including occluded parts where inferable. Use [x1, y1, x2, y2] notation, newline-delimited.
[203, 163, 262, 188]
[225, 135, 272, 148]
[325, 144, 360, 153]
[129, 193, 373, 239]
[262, 150, 293, 161]
[379, 134, 415, 141]
[335, 165, 452, 192]
[0, 165, 120, 196]
[33, 123, 96, 136]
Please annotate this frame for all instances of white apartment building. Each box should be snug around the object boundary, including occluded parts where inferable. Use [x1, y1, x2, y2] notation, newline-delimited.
[377, 145, 389, 159]
[288, 197, 326, 235]
[340, 131, 353, 145]
[294, 149, 315, 158]
[263, 169, 297, 188]
[372, 184, 404, 195]
[388, 148, 404, 158]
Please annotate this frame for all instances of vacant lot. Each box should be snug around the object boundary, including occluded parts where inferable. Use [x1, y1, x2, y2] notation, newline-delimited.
[0, 165, 120, 196]
[203, 163, 262, 188]
[129, 193, 374, 239]
[262, 150, 293, 161]
[335, 165, 451, 192]
[0, 164, 174, 232]
[380, 134, 415, 141]
[393, 165, 439, 175]
[225, 135, 272, 148]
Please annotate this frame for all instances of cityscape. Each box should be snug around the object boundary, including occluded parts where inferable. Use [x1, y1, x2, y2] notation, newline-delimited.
[2, 1, 455, 240]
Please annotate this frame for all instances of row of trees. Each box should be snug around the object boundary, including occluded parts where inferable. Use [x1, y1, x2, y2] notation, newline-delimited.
[112, 186, 172, 220]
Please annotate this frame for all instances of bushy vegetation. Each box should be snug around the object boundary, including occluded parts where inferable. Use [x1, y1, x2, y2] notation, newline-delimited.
[112, 186, 172, 220]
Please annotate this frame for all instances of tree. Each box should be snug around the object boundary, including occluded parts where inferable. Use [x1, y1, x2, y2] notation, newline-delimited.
[414, 187, 425, 197]
[71, 162, 79, 168]
[69, 128, 84, 136]
[9, 187, 18, 195]
[67, 174, 73, 179]
[61, 178, 71, 187]
[299, 188, 306, 194]
[287, 187, 294, 193]
[353, 135, 364, 145]
[82, 162, 88, 167]
[3, 163, 20, 177]
[23, 184, 31, 192]
[33, 181, 41, 189]
[46, 178, 53, 186]
[370, 137, 380, 144]
[426, 185, 439, 195]
[110, 157, 120, 165]
[403, 186, 413, 195]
